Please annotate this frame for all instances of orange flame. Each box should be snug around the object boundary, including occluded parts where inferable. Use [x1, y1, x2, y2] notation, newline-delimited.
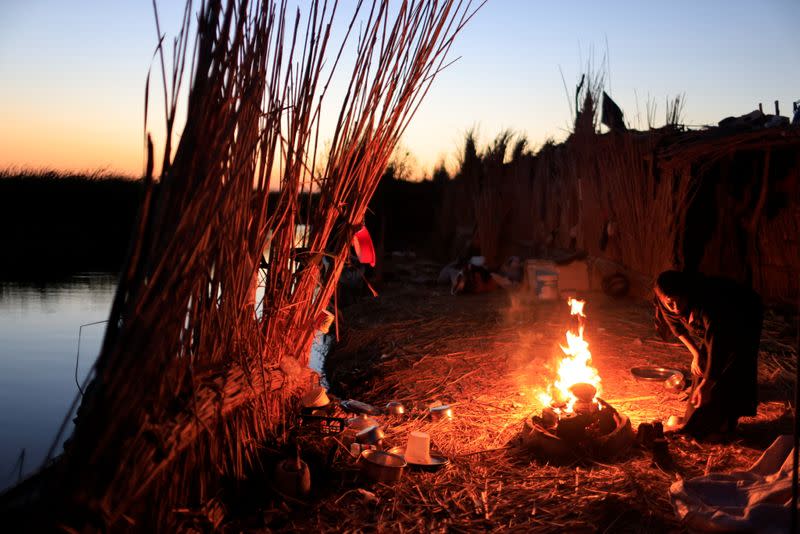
[569, 297, 585, 317]
[537, 298, 601, 412]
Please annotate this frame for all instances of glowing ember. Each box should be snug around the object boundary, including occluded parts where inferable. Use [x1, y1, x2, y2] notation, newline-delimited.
[537, 298, 602, 412]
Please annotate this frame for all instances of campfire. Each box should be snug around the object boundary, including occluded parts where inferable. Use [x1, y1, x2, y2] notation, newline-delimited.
[537, 298, 602, 414]
[521, 298, 634, 461]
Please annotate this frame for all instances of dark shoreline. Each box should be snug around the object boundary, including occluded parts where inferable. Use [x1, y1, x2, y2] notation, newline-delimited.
[0, 171, 142, 279]
[0, 169, 444, 280]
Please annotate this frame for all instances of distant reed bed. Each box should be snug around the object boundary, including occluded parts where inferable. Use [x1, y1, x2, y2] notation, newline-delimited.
[0, 169, 142, 277]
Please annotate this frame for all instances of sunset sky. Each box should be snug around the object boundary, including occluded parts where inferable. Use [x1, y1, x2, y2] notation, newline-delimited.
[1, 0, 797, 178]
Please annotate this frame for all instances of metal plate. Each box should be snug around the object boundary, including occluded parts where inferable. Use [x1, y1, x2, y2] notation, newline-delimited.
[387, 446, 450, 468]
[630, 366, 682, 381]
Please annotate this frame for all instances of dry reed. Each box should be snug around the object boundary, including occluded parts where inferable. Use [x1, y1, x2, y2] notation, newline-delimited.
[36, 1, 481, 530]
[438, 115, 799, 302]
[590, 133, 698, 277]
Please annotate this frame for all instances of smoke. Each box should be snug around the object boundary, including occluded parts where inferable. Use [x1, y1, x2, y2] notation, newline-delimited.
[499, 289, 566, 407]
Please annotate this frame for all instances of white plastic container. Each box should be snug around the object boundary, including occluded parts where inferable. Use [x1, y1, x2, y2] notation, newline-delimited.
[405, 431, 431, 464]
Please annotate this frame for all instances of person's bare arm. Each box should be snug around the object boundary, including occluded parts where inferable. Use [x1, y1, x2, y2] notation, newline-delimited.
[678, 334, 703, 376]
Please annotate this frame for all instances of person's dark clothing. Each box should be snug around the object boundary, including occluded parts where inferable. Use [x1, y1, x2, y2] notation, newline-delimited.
[654, 274, 763, 438]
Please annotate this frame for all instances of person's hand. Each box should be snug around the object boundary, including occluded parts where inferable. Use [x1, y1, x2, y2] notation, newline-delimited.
[691, 380, 711, 408]
[691, 357, 703, 377]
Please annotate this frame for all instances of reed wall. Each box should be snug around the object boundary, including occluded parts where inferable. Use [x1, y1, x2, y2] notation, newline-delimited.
[436, 127, 800, 303]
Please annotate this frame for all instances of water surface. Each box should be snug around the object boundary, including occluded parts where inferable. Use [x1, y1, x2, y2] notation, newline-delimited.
[0, 274, 115, 490]
[0, 273, 329, 491]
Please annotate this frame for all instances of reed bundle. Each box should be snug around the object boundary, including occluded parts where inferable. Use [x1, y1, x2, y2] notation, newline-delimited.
[754, 209, 799, 302]
[39, 0, 479, 529]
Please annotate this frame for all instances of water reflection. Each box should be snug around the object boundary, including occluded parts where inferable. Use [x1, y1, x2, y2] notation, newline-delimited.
[0, 274, 116, 490]
[0, 272, 329, 491]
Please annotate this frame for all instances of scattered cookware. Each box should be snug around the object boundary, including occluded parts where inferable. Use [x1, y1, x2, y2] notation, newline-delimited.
[346, 414, 379, 431]
[274, 454, 311, 497]
[300, 386, 330, 408]
[630, 366, 682, 382]
[350, 442, 376, 456]
[387, 446, 449, 469]
[666, 415, 684, 430]
[664, 371, 686, 391]
[569, 382, 597, 402]
[405, 431, 431, 464]
[298, 414, 346, 434]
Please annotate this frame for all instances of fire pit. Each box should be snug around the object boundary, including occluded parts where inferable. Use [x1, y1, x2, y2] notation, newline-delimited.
[521, 391, 634, 462]
[520, 299, 634, 462]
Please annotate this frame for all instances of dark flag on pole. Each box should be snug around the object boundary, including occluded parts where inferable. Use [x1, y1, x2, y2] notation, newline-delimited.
[601, 91, 627, 132]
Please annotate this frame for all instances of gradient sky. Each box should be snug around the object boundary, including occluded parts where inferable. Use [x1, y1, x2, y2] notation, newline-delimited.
[1, 1, 797, 177]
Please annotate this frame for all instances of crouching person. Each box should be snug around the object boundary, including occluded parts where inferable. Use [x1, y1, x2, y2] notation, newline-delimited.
[654, 270, 763, 440]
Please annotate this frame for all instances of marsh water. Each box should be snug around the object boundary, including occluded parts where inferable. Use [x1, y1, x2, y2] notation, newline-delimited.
[0, 274, 114, 490]
[0, 273, 328, 492]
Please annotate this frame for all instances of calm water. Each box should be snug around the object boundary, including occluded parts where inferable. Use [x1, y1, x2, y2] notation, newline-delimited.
[0, 273, 328, 491]
[0, 274, 115, 490]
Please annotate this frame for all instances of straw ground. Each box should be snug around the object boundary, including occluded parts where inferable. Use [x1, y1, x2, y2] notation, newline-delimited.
[299, 281, 796, 532]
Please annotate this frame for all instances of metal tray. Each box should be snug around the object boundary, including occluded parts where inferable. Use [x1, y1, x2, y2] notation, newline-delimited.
[630, 366, 682, 381]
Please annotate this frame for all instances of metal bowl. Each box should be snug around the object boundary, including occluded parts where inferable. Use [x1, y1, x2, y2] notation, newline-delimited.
[355, 425, 385, 445]
[429, 404, 453, 421]
[664, 372, 686, 391]
[347, 414, 379, 431]
[630, 366, 682, 381]
[360, 450, 406, 482]
[386, 401, 405, 416]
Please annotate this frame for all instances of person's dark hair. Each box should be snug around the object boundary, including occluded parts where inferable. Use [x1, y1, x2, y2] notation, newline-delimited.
[655, 270, 693, 298]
